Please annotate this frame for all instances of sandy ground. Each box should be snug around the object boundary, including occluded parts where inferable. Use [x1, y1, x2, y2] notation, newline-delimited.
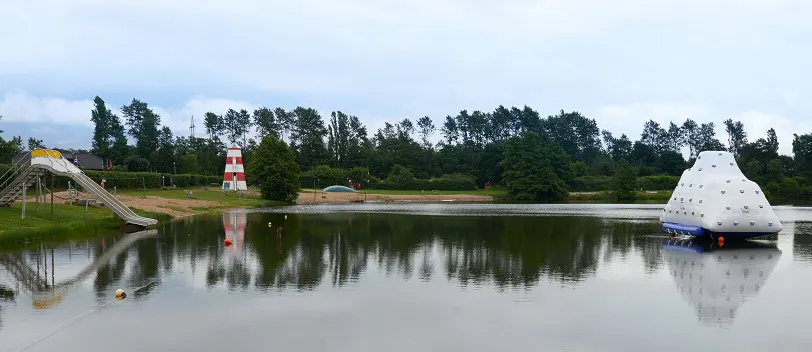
[49, 191, 230, 218]
[34, 190, 494, 218]
[297, 190, 493, 204]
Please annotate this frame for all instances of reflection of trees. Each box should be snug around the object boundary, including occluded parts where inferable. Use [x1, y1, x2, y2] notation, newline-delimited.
[0, 210, 669, 307]
[0, 284, 14, 329]
[793, 222, 812, 262]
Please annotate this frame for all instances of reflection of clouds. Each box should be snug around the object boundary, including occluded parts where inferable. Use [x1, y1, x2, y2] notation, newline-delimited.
[663, 241, 781, 326]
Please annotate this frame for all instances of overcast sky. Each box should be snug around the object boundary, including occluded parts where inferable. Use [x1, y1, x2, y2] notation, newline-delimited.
[0, 0, 809, 155]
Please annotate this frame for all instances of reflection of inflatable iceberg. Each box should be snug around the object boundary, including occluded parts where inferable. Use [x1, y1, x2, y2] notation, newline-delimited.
[660, 151, 782, 239]
[663, 240, 781, 326]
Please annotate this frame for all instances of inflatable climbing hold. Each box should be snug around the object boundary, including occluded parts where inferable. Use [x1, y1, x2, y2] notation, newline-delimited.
[660, 151, 782, 239]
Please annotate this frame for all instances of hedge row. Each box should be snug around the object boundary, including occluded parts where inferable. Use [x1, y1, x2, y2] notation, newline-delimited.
[299, 165, 380, 189]
[373, 175, 477, 191]
[568, 175, 680, 192]
[0, 164, 222, 190]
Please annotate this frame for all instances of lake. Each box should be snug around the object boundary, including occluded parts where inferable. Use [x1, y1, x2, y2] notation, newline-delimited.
[2, 203, 812, 351]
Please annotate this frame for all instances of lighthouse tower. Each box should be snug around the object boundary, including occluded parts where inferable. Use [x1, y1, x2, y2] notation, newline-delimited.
[222, 146, 248, 191]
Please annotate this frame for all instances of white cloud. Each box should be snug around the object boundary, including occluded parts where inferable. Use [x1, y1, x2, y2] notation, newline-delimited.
[0, 92, 94, 126]
[1, 0, 811, 152]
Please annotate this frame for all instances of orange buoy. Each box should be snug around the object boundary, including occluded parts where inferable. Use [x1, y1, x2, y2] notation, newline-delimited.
[224, 238, 233, 246]
[717, 236, 725, 247]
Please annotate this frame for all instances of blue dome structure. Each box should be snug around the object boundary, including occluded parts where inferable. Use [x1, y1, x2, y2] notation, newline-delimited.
[323, 185, 357, 193]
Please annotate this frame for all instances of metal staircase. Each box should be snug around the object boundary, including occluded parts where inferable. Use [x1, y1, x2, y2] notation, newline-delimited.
[0, 149, 157, 227]
[0, 154, 35, 206]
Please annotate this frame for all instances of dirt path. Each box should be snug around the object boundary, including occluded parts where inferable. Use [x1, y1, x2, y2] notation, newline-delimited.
[41, 190, 493, 218]
[297, 190, 493, 204]
[50, 191, 231, 218]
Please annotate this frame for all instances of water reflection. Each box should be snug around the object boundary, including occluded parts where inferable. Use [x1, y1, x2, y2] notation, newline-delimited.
[0, 207, 807, 344]
[663, 240, 781, 326]
[0, 230, 158, 309]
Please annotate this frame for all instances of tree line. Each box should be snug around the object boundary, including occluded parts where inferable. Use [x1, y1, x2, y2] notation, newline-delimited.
[4, 97, 812, 202]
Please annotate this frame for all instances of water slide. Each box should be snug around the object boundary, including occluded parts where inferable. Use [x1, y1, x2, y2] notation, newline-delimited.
[0, 149, 157, 227]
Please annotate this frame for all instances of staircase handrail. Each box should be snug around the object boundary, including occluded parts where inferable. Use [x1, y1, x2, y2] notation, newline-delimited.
[0, 153, 32, 189]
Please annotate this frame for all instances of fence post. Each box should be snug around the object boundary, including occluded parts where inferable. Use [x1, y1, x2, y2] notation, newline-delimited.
[22, 183, 26, 220]
[50, 173, 54, 217]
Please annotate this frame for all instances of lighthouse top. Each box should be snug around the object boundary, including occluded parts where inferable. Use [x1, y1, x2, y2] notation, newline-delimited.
[222, 146, 247, 191]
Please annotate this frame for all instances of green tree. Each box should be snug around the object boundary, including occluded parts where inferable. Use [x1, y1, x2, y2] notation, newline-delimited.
[793, 133, 812, 179]
[0, 116, 23, 162]
[416, 116, 435, 149]
[639, 120, 667, 155]
[178, 154, 199, 174]
[154, 126, 175, 173]
[121, 99, 161, 161]
[501, 132, 570, 201]
[612, 159, 638, 200]
[27, 137, 44, 150]
[543, 110, 601, 162]
[696, 122, 726, 153]
[246, 136, 300, 203]
[723, 119, 748, 157]
[253, 107, 280, 139]
[682, 119, 699, 159]
[203, 112, 223, 140]
[90, 96, 113, 158]
[290, 107, 328, 170]
[666, 122, 684, 152]
[273, 108, 294, 142]
[387, 164, 415, 189]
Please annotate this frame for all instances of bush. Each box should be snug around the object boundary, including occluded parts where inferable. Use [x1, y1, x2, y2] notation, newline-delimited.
[569, 176, 612, 192]
[386, 164, 415, 189]
[373, 173, 476, 191]
[124, 156, 150, 172]
[299, 165, 380, 189]
[0, 163, 221, 190]
[246, 136, 300, 204]
[612, 159, 638, 200]
[637, 175, 680, 191]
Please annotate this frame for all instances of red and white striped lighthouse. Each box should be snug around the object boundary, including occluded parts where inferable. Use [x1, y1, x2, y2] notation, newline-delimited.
[222, 146, 248, 191]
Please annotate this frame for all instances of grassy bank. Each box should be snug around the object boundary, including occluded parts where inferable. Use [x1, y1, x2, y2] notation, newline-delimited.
[117, 187, 265, 207]
[0, 202, 168, 244]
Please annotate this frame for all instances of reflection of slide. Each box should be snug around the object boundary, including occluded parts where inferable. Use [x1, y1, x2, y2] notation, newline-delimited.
[0, 229, 158, 309]
[663, 240, 781, 326]
[0, 149, 157, 227]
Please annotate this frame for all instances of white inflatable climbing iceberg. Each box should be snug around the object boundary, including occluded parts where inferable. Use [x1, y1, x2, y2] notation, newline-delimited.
[660, 151, 782, 239]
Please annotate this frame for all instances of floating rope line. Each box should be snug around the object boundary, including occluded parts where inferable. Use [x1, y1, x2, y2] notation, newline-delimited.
[10, 280, 159, 352]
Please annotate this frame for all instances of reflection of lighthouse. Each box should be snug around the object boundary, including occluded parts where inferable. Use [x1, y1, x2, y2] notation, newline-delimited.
[663, 240, 781, 326]
[224, 212, 247, 256]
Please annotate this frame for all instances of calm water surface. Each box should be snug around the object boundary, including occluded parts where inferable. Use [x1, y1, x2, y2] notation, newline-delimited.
[2, 204, 812, 351]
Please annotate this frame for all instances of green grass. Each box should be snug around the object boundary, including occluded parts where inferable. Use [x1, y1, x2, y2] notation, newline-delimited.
[0, 203, 121, 244]
[117, 186, 264, 207]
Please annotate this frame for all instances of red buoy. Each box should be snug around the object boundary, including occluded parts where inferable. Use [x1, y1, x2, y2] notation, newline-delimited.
[717, 236, 725, 247]
[224, 238, 233, 246]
